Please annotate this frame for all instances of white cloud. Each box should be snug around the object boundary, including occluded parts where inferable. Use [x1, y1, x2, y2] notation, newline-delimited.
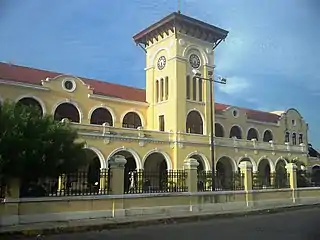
[217, 76, 250, 95]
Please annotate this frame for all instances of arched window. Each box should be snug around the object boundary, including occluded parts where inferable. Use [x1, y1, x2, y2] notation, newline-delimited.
[90, 107, 113, 126]
[299, 133, 303, 144]
[122, 112, 142, 129]
[263, 130, 273, 142]
[186, 75, 191, 100]
[215, 123, 224, 137]
[165, 77, 169, 100]
[186, 110, 203, 134]
[198, 78, 203, 102]
[160, 78, 164, 101]
[247, 128, 259, 141]
[155, 80, 159, 102]
[54, 102, 80, 123]
[285, 132, 290, 143]
[229, 126, 242, 139]
[17, 97, 43, 116]
[292, 133, 297, 145]
[192, 77, 197, 101]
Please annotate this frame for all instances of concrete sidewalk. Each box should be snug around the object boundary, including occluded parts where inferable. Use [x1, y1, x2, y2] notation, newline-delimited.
[1, 204, 319, 238]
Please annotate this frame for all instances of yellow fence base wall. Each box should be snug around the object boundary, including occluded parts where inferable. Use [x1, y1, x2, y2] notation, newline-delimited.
[1, 188, 320, 227]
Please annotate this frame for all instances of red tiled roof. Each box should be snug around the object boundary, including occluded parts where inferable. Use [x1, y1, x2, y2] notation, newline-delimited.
[0, 62, 281, 123]
[0, 62, 146, 102]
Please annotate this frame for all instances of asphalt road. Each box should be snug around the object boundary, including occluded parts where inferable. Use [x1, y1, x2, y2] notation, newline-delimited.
[25, 207, 320, 240]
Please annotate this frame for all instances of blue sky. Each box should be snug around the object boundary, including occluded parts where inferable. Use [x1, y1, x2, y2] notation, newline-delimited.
[0, 0, 319, 148]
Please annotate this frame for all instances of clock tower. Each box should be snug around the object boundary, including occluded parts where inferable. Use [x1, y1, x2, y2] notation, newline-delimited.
[133, 12, 228, 161]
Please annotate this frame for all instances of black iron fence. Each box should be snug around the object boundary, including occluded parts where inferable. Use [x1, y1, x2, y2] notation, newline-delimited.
[0, 180, 5, 199]
[124, 170, 188, 194]
[252, 172, 290, 190]
[197, 171, 244, 191]
[20, 169, 110, 198]
[297, 171, 320, 188]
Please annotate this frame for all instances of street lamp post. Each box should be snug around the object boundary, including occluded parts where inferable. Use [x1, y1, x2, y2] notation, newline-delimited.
[192, 69, 227, 191]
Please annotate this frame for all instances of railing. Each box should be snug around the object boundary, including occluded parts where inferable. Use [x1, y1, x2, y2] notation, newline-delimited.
[124, 170, 188, 194]
[252, 172, 290, 190]
[70, 123, 305, 153]
[20, 170, 110, 198]
[0, 181, 5, 199]
[308, 156, 320, 164]
[197, 170, 244, 191]
[297, 171, 320, 188]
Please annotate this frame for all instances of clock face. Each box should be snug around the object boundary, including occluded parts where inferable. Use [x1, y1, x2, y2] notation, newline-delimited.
[157, 56, 166, 70]
[189, 54, 201, 69]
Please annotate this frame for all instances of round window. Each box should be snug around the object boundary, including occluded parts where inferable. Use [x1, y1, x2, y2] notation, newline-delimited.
[64, 80, 74, 90]
[232, 110, 238, 117]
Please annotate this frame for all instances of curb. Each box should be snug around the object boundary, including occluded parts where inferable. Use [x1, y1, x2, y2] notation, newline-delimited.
[1, 204, 320, 238]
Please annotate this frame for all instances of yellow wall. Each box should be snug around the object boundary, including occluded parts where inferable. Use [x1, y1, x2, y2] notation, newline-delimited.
[0, 20, 311, 173]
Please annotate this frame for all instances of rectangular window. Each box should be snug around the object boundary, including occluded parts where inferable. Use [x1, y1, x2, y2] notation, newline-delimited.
[165, 77, 169, 100]
[155, 80, 159, 102]
[299, 134, 303, 144]
[292, 133, 297, 145]
[192, 77, 197, 101]
[160, 78, 164, 101]
[198, 78, 203, 102]
[186, 76, 190, 99]
[285, 132, 290, 143]
[159, 115, 165, 131]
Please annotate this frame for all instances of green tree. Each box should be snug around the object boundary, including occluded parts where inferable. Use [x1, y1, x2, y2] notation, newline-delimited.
[0, 100, 87, 183]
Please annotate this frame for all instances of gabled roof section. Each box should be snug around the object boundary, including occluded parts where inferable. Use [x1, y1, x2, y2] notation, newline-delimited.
[0, 62, 146, 102]
[133, 12, 228, 46]
[0, 62, 281, 123]
[215, 103, 280, 124]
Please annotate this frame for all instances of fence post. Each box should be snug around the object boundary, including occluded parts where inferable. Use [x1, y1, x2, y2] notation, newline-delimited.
[285, 163, 297, 203]
[239, 161, 253, 207]
[109, 155, 127, 218]
[184, 158, 199, 192]
[99, 168, 108, 194]
[57, 174, 66, 195]
[109, 155, 127, 195]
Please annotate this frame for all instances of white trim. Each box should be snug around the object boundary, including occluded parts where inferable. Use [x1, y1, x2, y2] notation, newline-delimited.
[216, 155, 238, 172]
[186, 108, 206, 135]
[246, 126, 260, 141]
[107, 147, 142, 170]
[275, 157, 288, 167]
[150, 47, 170, 67]
[120, 109, 145, 128]
[311, 164, 320, 169]
[41, 75, 91, 89]
[62, 78, 77, 93]
[186, 151, 210, 171]
[84, 146, 107, 169]
[229, 124, 243, 139]
[237, 156, 258, 172]
[286, 108, 303, 119]
[88, 93, 148, 107]
[182, 44, 209, 65]
[88, 105, 116, 124]
[214, 122, 225, 137]
[256, 156, 276, 173]
[262, 129, 274, 142]
[246, 119, 279, 127]
[0, 78, 49, 91]
[52, 99, 83, 123]
[142, 148, 173, 170]
[15, 94, 47, 116]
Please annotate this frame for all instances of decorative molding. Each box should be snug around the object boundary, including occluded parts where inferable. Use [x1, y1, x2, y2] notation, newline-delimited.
[0, 79, 49, 91]
[88, 94, 149, 107]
